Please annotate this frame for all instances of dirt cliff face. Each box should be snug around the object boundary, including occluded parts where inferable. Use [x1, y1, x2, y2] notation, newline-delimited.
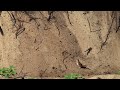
[0, 11, 120, 77]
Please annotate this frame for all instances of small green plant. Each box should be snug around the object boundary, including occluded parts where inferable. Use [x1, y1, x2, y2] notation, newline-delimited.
[114, 70, 120, 75]
[0, 65, 17, 78]
[64, 73, 84, 79]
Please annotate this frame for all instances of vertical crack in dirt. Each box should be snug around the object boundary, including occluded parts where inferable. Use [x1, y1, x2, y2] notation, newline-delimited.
[116, 11, 120, 33]
[0, 26, 4, 36]
[62, 50, 71, 69]
[87, 17, 101, 32]
[98, 12, 116, 53]
[47, 11, 55, 22]
[66, 11, 73, 25]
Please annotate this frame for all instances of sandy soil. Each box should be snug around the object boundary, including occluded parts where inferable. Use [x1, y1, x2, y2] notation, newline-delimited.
[0, 11, 120, 78]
